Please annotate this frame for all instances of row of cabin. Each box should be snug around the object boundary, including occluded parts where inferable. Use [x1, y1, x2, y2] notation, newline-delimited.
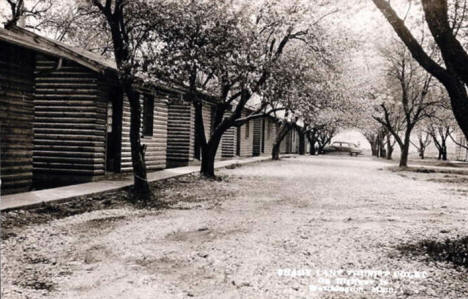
[0, 26, 303, 195]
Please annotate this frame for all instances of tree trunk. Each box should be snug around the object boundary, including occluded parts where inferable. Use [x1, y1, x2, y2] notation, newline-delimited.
[200, 147, 216, 178]
[446, 80, 468, 142]
[298, 131, 305, 155]
[440, 144, 447, 161]
[371, 0, 468, 142]
[399, 133, 411, 167]
[318, 143, 327, 154]
[378, 135, 386, 158]
[399, 144, 409, 167]
[386, 134, 393, 160]
[307, 136, 316, 155]
[420, 149, 425, 160]
[441, 139, 448, 161]
[418, 140, 425, 159]
[371, 143, 378, 156]
[386, 143, 393, 160]
[366, 135, 379, 156]
[200, 134, 222, 178]
[272, 122, 291, 160]
[272, 143, 280, 160]
[124, 84, 151, 200]
[379, 147, 386, 158]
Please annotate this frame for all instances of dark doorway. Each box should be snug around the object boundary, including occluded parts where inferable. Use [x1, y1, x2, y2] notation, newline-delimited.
[106, 89, 123, 172]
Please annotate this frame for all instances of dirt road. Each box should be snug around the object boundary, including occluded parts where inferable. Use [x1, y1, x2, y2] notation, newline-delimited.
[2, 156, 468, 298]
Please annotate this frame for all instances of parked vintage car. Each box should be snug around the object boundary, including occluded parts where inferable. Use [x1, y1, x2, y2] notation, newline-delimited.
[322, 141, 362, 156]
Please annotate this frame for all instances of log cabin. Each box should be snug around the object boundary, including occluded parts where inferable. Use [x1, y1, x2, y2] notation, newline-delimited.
[219, 112, 238, 159]
[166, 96, 257, 166]
[252, 116, 277, 157]
[234, 106, 279, 158]
[0, 26, 177, 194]
[0, 34, 35, 194]
[280, 127, 300, 154]
[166, 96, 218, 168]
[236, 110, 255, 157]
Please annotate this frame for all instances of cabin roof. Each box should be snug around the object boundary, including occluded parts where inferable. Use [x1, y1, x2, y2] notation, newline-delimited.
[0, 26, 197, 97]
[0, 26, 268, 108]
[0, 26, 115, 73]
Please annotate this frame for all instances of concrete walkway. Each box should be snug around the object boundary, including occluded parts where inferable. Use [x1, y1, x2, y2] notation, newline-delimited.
[0, 156, 271, 211]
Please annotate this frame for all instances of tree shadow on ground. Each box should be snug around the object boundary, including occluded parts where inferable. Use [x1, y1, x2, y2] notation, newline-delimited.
[1, 174, 235, 240]
[397, 237, 468, 270]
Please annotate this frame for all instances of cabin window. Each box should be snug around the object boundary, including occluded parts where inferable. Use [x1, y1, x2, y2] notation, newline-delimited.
[106, 101, 113, 133]
[245, 121, 250, 139]
[143, 95, 154, 137]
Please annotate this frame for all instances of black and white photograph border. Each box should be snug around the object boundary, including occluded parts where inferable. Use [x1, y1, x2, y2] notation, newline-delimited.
[1, 0, 468, 298]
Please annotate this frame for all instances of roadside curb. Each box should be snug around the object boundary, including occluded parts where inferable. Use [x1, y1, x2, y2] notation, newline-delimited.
[0, 156, 272, 212]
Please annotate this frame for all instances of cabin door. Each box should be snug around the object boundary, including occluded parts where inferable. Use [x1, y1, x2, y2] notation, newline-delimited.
[106, 93, 122, 172]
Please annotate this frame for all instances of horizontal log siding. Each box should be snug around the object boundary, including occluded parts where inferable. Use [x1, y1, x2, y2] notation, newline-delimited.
[263, 118, 276, 156]
[33, 54, 106, 182]
[143, 97, 167, 171]
[238, 112, 254, 157]
[0, 42, 34, 194]
[292, 130, 299, 153]
[221, 125, 237, 158]
[120, 95, 168, 172]
[166, 101, 192, 167]
[280, 129, 291, 154]
[252, 118, 262, 156]
[188, 104, 195, 162]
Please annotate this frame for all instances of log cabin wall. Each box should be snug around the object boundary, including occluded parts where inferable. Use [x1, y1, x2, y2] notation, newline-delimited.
[220, 124, 237, 158]
[280, 130, 293, 154]
[166, 99, 215, 167]
[262, 118, 276, 156]
[0, 41, 35, 195]
[279, 129, 287, 153]
[252, 118, 262, 156]
[33, 54, 107, 187]
[238, 112, 254, 157]
[289, 130, 297, 153]
[166, 99, 193, 168]
[120, 93, 168, 172]
[148, 94, 168, 170]
[292, 129, 299, 153]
